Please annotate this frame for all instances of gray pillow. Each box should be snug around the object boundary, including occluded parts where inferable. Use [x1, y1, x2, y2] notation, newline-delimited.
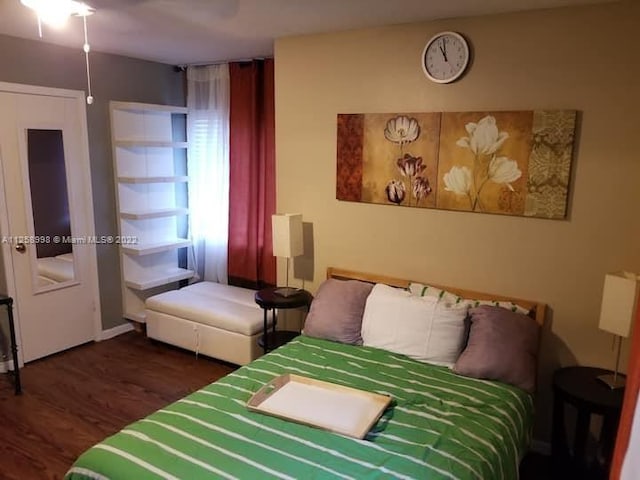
[303, 279, 374, 345]
[453, 305, 540, 393]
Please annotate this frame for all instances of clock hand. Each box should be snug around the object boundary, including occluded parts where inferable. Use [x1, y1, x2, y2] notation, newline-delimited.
[439, 39, 448, 62]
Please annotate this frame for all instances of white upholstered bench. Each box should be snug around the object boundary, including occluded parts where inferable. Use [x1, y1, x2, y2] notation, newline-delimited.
[145, 282, 270, 365]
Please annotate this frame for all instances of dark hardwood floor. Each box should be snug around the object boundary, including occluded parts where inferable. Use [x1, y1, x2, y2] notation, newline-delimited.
[0, 331, 235, 480]
[1, 331, 551, 480]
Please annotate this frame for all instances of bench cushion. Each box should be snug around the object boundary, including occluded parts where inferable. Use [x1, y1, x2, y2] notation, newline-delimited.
[146, 282, 268, 336]
[181, 282, 258, 309]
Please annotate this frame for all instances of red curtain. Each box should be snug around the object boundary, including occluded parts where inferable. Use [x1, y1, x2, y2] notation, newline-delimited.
[610, 300, 640, 479]
[227, 59, 276, 288]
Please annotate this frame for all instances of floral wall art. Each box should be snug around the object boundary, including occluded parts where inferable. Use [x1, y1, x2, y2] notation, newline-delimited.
[336, 110, 577, 218]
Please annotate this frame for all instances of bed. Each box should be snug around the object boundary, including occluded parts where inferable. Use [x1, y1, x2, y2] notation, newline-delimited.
[66, 268, 545, 480]
[36, 253, 75, 285]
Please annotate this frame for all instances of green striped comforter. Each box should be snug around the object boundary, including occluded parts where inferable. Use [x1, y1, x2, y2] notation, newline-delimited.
[66, 336, 533, 480]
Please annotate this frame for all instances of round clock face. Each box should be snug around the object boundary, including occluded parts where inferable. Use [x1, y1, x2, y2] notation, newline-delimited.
[421, 31, 470, 84]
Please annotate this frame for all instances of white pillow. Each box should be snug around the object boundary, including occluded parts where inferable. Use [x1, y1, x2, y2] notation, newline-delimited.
[361, 284, 468, 367]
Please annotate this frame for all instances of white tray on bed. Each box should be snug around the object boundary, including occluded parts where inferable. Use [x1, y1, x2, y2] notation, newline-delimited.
[247, 373, 392, 439]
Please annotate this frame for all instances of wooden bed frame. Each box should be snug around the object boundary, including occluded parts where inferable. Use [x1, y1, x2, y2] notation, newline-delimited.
[327, 267, 546, 326]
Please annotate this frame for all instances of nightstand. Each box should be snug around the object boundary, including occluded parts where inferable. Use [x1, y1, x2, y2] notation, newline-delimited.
[551, 366, 624, 479]
[254, 287, 313, 354]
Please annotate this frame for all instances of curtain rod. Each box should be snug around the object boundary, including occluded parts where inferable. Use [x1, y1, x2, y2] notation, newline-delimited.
[174, 56, 273, 71]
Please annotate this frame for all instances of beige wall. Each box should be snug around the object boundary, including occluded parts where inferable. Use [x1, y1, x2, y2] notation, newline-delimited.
[274, 1, 640, 443]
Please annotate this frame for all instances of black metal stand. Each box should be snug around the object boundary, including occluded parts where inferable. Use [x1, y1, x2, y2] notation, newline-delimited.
[0, 295, 21, 395]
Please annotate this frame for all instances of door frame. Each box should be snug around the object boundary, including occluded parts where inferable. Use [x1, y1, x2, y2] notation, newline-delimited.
[0, 81, 102, 367]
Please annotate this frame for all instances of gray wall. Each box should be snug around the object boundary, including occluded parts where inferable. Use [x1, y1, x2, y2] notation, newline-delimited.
[0, 34, 186, 330]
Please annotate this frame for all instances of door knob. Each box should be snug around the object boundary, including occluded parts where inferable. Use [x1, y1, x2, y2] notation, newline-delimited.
[15, 243, 26, 253]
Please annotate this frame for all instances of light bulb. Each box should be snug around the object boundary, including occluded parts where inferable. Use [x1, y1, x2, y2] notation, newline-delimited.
[21, 0, 94, 28]
[21, 0, 68, 27]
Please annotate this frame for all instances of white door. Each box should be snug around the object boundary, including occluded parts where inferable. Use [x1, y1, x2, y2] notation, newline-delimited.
[0, 83, 100, 363]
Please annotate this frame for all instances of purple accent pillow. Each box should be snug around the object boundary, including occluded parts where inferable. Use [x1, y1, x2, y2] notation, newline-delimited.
[303, 279, 374, 345]
[453, 305, 540, 393]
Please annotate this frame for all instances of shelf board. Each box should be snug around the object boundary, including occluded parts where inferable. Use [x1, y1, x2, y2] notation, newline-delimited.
[120, 207, 189, 220]
[118, 176, 189, 184]
[122, 239, 191, 256]
[124, 268, 195, 291]
[115, 140, 188, 148]
[111, 101, 187, 114]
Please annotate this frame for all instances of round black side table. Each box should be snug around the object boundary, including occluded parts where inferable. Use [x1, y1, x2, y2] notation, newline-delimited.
[254, 287, 313, 354]
[551, 366, 624, 479]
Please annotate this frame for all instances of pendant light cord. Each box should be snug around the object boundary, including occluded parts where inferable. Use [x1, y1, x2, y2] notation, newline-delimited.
[22, 1, 95, 104]
[83, 15, 94, 104]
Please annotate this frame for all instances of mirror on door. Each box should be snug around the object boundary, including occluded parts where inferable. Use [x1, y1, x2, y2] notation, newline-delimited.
[25, 129, 76, 290]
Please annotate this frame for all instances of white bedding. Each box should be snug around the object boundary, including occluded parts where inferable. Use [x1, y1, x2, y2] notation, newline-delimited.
[37, 254, 74, 283]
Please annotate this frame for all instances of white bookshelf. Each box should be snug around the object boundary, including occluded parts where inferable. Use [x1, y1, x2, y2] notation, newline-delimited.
[119, 207, 189, 220]
[118, 176, 189, 184]
[110, 101, 194, 323]
[121, 239, 192, 256]
[123, 268, 194, 290]
[115, 140, 189, 148]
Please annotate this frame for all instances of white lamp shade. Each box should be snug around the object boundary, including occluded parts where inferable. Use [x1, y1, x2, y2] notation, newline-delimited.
[598, 271, 639, 338]
[272, 213, 303, 258]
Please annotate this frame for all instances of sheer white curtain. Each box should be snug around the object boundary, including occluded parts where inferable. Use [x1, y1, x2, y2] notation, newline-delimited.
[187, 64, 230, 283]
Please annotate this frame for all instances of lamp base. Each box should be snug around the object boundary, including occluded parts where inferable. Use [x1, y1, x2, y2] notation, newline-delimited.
[597, 373, 626, 390]
[274, 287, 300, 298]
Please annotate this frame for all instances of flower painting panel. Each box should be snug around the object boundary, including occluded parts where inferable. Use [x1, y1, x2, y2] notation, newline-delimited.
[525, 110, 577, 218]
[361, 113, 440, 208]
[336, 113, 440, 208]
[437, 111, 533, 215]
[336, 114, 365, 201]
[336, 110, 577, 219]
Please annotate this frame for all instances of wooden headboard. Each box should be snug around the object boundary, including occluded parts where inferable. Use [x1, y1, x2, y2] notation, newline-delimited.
[327, 267, 546, 326]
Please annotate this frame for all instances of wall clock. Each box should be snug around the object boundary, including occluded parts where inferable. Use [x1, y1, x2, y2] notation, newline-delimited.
[421, 31, 470, 84]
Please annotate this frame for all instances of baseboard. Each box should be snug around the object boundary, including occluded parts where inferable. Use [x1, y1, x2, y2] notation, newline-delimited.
[530, 439, 551, 456]
[1, 324, 135, 369]
[100, 322, 135, 341]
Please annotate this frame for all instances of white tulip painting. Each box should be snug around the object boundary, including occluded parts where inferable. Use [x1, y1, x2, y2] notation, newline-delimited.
[443, 114, 524, 212]
[336, 110, 577, 218]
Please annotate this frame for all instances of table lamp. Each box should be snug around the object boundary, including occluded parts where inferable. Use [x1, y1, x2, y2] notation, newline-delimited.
[272, 213, 303, 297]
[597, 271, 639, 389]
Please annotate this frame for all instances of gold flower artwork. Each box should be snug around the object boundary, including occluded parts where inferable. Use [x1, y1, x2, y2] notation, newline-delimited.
[336, 110, 577, 219]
